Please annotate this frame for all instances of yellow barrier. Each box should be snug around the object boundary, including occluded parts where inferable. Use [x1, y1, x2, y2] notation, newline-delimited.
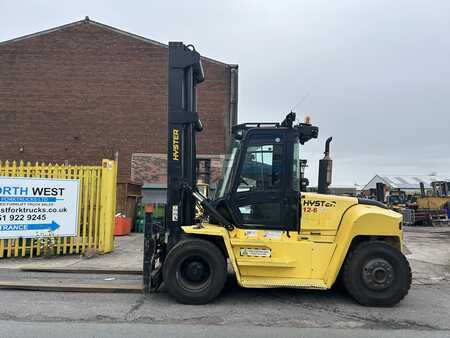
[0, 159, 117, 258]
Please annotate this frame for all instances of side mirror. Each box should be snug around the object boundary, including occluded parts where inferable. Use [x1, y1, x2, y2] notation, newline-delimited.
[301, 177, 309, 191]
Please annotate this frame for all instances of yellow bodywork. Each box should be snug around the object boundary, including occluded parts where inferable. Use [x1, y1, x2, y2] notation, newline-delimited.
[183, 192, 403, 290]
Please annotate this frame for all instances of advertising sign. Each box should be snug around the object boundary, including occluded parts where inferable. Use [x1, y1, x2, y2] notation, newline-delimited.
[0, 177, 79, 239]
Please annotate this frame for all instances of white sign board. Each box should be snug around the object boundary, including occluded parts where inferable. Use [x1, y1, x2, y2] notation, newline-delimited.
[0, 177, 79, 239]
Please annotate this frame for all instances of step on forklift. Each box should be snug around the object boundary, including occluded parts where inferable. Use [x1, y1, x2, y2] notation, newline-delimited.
[144, 42, 411, 306]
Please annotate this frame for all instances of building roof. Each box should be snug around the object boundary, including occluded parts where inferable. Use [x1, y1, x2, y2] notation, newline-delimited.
[362, 174, 450, 191]
[0, 16, 233, 67]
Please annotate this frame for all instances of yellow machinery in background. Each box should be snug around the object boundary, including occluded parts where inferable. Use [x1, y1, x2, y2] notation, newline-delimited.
[413, 181, 450, 225]
[417, 196, 450, 210]
[416, 181, 450, 209]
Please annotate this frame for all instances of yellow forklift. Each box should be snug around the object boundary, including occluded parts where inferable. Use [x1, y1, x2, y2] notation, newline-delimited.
[143, 42, 411, 307]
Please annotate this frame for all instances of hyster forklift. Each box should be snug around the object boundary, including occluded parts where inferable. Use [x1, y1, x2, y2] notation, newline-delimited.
[145, 42, 411, 307]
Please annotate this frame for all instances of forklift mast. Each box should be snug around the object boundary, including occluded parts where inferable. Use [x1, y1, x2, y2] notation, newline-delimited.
[166, 42, 205, 245]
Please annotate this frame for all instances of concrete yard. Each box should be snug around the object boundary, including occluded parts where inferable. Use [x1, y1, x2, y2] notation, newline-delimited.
[0, 233, 144, 272]
[0, 227, 448, 337]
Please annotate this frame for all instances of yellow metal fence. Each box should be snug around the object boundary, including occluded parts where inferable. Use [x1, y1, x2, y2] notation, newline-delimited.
[0, 159, 117, 258]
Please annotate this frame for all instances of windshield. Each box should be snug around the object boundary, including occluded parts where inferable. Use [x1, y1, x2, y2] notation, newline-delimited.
[388, 195, 405, 204]
[215, 139, 240, 198]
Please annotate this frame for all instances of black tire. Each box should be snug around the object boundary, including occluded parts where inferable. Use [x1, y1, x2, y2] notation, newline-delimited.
[342, 241, 411, 307]
[162, 238, 227, 305]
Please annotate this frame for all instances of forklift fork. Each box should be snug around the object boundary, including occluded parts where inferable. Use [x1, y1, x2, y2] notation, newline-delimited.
[143, 212, 166, 293]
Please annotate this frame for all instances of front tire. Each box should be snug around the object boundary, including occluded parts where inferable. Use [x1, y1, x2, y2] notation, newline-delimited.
[343, 241, 411, 306]
[162, 238, 227, 305]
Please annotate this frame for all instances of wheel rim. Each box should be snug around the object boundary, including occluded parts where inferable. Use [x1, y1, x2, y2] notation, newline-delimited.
[361, 258, 395, 291]
[177, 255, 212, 291]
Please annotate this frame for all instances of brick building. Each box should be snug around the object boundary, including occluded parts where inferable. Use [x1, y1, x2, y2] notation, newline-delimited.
[0, 18, 238, 204]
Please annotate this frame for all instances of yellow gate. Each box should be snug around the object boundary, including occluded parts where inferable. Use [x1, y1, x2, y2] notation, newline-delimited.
[0, 159, 117, 258]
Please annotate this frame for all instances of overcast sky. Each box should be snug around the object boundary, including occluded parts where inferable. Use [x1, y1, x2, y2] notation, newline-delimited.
[1, 0, 449, 186]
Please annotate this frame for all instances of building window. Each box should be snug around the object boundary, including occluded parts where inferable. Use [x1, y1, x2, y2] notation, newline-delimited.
[196, 158, 211, 185]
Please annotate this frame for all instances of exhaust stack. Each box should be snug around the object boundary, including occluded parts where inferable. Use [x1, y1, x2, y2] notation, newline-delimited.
[318, 137, 333, 194]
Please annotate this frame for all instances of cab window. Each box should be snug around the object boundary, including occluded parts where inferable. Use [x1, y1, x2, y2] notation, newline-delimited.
[232, 134, 286, 228]
[237, 143, 283, 193]
[292, 140, 300, 192]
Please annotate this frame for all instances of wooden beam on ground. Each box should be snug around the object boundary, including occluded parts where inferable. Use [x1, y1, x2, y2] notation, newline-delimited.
[19, 267, 142, 275]
[0, 280, 144, 293]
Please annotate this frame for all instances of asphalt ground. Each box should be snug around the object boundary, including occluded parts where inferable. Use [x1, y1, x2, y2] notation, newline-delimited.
[0, 321, 448, 338]
[0, 226, 448, 336]
[0, 280, 448, 335]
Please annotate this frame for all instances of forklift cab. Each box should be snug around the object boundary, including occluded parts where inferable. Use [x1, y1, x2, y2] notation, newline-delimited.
[211, 115, 318, 232]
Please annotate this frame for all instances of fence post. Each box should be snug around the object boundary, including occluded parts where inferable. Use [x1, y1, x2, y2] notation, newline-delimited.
[100, 159, 117, 253]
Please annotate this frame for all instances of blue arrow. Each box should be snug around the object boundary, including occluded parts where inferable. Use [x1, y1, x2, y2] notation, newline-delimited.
[0, 221, 60, 232]
[28, 221, 60, 231]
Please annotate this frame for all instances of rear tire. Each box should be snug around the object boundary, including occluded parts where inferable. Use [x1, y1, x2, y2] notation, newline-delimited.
[162, 238, 227, 305]
[343, 241, 411, 306]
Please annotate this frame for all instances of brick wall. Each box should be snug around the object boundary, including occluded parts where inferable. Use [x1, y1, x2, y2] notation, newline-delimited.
[131, 153, 224, 185]
[0, 20, 233, 182]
